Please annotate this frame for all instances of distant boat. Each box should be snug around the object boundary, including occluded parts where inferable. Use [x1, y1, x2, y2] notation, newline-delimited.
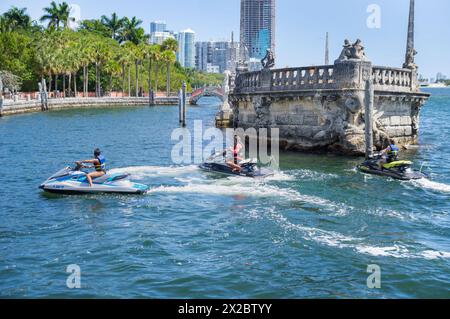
[421, 82, 448, 88]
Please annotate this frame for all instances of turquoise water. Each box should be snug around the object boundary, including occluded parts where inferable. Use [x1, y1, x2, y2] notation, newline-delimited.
[0, 91, 449, 298]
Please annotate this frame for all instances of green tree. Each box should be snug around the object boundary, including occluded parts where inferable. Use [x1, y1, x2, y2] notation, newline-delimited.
[161, 50, 176, 96]
[2, 7, 31, 31]
[101, 13, 124, 41]
[78, 19, 111, 38]
[120, 17, 148, 45]
[161, 38, 178, 96]
[40, 1, 73, 30]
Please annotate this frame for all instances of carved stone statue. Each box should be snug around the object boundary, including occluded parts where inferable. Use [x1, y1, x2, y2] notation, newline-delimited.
[351, 39, 367, 60]
[337, 39, 352, 61]
[403, 48, 417, 69]
[261, 49, 275, 69]
[336, 39, 368, 62]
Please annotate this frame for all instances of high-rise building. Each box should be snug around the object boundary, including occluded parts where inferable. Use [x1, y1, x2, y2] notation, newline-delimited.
[177, 29, 196, 68]
[195, 42, 213, 72]
[195, 37, 240, 74]
[240, 0, 275, 60]
[150, 21, 167, 33]
[150, 31, 175, 45]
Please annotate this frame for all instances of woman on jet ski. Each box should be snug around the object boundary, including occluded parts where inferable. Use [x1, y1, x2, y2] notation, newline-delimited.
[379, 139, 400, 168]
[76, 148, 106, 187]
[225, 135, 244, 173]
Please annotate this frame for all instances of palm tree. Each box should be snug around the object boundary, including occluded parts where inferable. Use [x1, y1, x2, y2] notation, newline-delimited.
[101, 13, 124, 41]
[40, 1, 73, 29]
[3, 7, 31, 30]
[161, 50, 176, 97]
[161, 38, 178, 54]
[149, 45, 162, 93]
[161, 38, 178, 96]
[91, 37, 113, 97]
[120, 17, 147, 45]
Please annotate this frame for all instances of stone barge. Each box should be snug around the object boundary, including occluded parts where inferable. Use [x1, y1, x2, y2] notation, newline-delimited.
[228, 0, 430, 155]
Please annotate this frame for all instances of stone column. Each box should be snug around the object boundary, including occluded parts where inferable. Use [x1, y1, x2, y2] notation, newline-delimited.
[325, 32, 330, 65]
[260, 68, 272, 91]
[333, 58, 373, 154]
[333, 59, 373, 90]
[404, 0, 415, 68]
[364, 78, 374, 159]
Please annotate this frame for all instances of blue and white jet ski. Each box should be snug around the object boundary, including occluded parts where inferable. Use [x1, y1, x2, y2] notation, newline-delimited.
[39, 164, 149, 195]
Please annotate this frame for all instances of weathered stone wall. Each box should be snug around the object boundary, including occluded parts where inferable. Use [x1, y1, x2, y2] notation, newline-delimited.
[230, 60, 430, 155]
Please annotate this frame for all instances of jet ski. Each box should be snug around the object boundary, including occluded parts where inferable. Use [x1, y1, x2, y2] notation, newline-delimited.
[357, 154, 425, 181]
[199, 152, 275, 178]
[39, 164, 149, 195]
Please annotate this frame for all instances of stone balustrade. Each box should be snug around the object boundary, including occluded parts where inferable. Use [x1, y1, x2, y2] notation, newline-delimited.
[372, 66, 415, 92]
[234, 63, 419, 95]
[235, 65, 335, 93]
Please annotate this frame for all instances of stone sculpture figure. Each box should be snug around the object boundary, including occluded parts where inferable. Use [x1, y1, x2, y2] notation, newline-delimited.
[337, 39, 353, 61]
[261, 49, 275, 69]
[336, 39, 368, 62]
[403, 48, 418, 69]
[350, 39, 367, 60]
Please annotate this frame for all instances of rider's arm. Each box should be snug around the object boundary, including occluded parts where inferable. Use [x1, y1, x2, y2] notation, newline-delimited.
[381, 146, 390, 155]
[77, 159, 99, 166]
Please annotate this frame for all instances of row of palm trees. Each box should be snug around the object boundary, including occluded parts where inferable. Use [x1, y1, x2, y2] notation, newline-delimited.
[35, 29, 178, 98]
[2, 2, 180, 97]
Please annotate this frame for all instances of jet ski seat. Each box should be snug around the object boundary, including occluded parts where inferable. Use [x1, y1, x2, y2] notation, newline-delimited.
[92, 173, 130, 183]
[382, 160, 412, 169]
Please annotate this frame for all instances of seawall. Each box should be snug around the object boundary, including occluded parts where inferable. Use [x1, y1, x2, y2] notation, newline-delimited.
[0, 97, 179, 117]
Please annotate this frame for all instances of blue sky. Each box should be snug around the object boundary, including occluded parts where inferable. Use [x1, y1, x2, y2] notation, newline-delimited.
[1, 0, 449, 78]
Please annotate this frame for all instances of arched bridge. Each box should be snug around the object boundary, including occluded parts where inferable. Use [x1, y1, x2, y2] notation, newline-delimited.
[190, 86, 225, 105]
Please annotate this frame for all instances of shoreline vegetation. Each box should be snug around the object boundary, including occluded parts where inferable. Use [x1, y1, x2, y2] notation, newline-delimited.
[0, 2, 224, 110]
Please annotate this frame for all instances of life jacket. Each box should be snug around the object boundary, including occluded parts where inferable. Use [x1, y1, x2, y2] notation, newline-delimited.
[387, 144, 399, 162]
[94, 155, 106, 172]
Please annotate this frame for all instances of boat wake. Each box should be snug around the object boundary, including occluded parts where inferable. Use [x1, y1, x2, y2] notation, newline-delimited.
[264, 208, 450, 260]
[411, 178, 450, 194]
[109, 165, 199, 180]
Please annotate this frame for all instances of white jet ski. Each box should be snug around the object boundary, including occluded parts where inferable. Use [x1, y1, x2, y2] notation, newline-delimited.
[39, 164, 149, 195]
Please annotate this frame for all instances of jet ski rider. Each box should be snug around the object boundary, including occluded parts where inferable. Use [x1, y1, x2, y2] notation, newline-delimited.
[76, 148, 106, 187]
[379, 139, 400, 169]
[225, 135, 244, 173]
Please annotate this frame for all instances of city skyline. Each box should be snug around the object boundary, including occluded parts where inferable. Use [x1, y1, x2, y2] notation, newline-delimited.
[1, 0, 449, 77]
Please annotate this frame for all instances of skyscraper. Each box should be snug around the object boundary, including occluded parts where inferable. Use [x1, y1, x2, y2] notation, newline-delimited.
[177, 29, 196, 68]
[240, 0, 275, 60]
[150, 21, 167, 33]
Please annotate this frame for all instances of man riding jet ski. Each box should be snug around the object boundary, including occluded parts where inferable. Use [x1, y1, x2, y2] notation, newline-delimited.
[199, 135, 275, 178]
[39, 149, 149, 194]
[358, 139, 425, 181]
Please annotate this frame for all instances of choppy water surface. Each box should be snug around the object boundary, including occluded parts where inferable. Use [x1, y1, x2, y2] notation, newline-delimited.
[0, 92, 449, 298]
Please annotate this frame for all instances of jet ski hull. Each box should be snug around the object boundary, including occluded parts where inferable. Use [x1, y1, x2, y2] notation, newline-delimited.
[39, 182, 148, 195]
[357, 161, 425, 181]
[199, 163, 274, 178]
[39, 167, 149, 195]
